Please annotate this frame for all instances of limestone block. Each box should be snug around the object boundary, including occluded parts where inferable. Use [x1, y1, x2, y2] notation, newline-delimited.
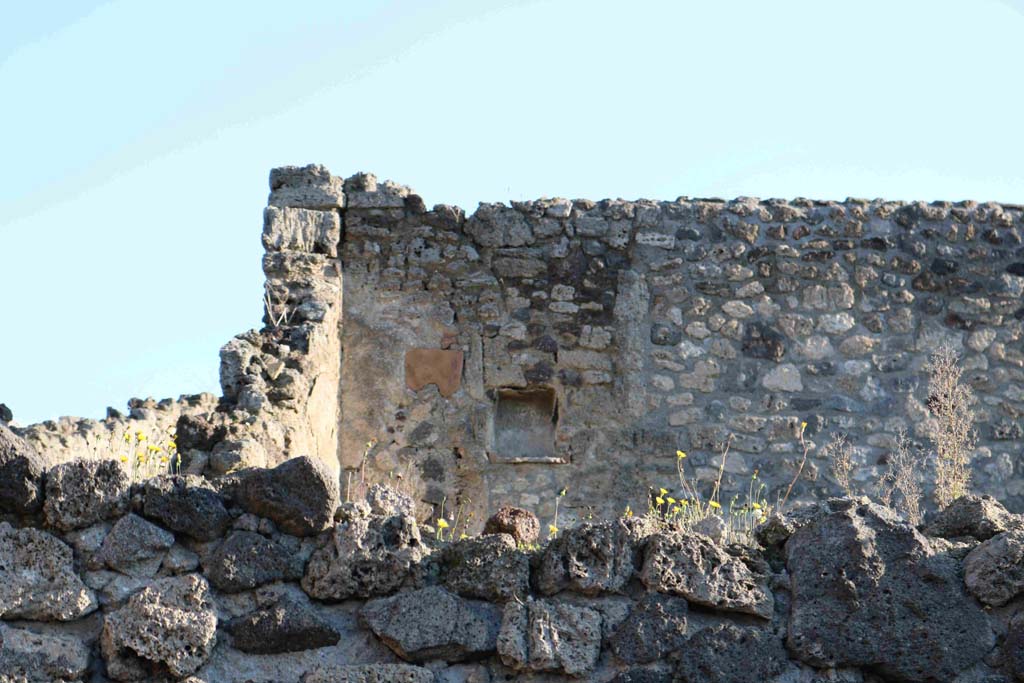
[359, 586, 502, 663]
[640, 531, 773, 619]
[302, 503, 426, 601]
[143, 475, 231, 542]
[0, 624, 91, 683]
[268, 164, 345, 210]
[497, 599, 602, 676]
[0, 523, 98, 621]
[43, 460, 130, 531]
[0, 424, 45, 514]
[228, 456, 340, 536]
[263, 206, 341, 257]
[100, 574, 217, 680]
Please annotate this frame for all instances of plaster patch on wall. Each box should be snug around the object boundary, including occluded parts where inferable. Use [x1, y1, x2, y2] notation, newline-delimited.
[405, 349, 464, 398]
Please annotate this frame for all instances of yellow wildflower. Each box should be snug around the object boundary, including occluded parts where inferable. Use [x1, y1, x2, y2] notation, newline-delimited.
[459, 533, 468, 540]
[709, 500, 722, 510]
[655, 496, 665, 506]
[123, 433, 131, 443]
[119, 455, 128, 463]
[437, 519, 449, 529]
[667, 497, 676, 505]
[800, 421, 808, 432]
[548, 524, 559, 535]
[558, 487, 567, 497]
[659, 487, 668, 496]
[676, 450, 686, 459]
[752, 502, 762, 510]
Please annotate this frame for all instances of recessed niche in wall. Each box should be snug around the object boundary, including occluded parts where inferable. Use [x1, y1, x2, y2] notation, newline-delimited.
[490, 387, 563, 463]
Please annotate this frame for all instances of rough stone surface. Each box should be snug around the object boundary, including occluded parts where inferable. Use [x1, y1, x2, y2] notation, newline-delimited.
[43, 460, 129, 531]
[0, 624, 91, 683]
[497, 598, 602, 676]
[442, 533, 530, 602]
[302, 664, 435, 683]
[100, 574, 217, 680]
[226, 596, 339, 654]
[609, 593, 688, 665]
[0, 424, 45, 515]
[926, 494, 1022, 541]
[230, 456, 340, 536]
[204, 530, 305, 592]
[208, 438, 267, 475]
[674, 624, 788, 683]
[785, 499, 993, 681]
[963, 529, 1024, 606]
[640, 531, 774, 618]
[360, 586, 502, 662]
[366, 483, 415, 517]
[302, 502, 426, 600]
[95, 513, 175, 577]
[0, 523, 97, 621]
[142, 475, 231, 542]
[537, 519, 650, 596]
[483, 506, 540, 545]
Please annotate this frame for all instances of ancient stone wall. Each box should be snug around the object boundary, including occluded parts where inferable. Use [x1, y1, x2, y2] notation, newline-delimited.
[11, 164, 1024, 530]
[315, 166, 1024, 525]
[3, 428, 1024, 683]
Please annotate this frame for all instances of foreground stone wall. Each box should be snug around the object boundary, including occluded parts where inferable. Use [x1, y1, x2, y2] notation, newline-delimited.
[4, 430, 1024, 683]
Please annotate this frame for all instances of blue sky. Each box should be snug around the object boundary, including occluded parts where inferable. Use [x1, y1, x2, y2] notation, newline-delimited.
[2, 0, 1023, 425]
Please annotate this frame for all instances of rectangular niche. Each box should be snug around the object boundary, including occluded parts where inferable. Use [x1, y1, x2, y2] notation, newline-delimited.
[490, 387, 563, 464]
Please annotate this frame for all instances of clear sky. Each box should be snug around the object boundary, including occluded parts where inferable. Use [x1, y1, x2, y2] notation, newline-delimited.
[2, 0, 1023, 426]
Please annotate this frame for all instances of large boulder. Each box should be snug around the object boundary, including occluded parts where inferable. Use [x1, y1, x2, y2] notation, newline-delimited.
[100, 574, 217, 680]
[228, 456, 339, 536]
[537, 518, 652, 595]
[142, 475, 231, 542]
[497, 598, 603, 676]
[483, 506, 540, 545]
[360, 585, 503, 663]
[785, 499, 994, 682]
[95, 513, 175, 577]
[442, 533, 530, 602]
[0, 523, 97, 621]
[0, 623, 91, 683]
[302, 502, 426, 601]
[963, 529, 1024, 606]
[0, 424, 46, 514]
[926, 494, 1022, 541]
[640, 531, 774, 619]
[43, 460, 129, 531]
[203, 530, 305, 593]
[302, 664, 435, 683]
[359, 586, 502, 663]
[609, 593, 689, 665]
[674, 624, 788, 683]
[226, 596, 339, 654]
